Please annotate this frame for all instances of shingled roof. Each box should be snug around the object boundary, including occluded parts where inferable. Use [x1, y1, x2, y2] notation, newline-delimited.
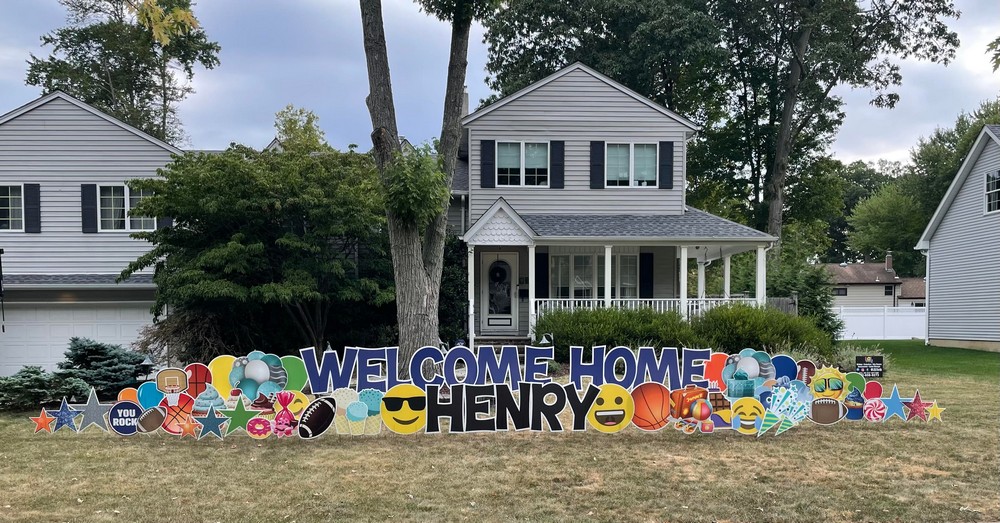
[520, 207, 774, 240]
[3, 274, 154, 286]
[824, 261, 899, 285]
[899, 277, 926, 299]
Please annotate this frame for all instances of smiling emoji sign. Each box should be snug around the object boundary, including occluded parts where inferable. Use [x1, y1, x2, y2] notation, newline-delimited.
[380, 384, 427, 434]
[587, 384, 635, 433]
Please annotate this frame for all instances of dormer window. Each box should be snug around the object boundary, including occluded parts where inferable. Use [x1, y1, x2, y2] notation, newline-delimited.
[497, 142, 548, 187]
[987, 169, 999, 213]
[606, 143, 657, 187]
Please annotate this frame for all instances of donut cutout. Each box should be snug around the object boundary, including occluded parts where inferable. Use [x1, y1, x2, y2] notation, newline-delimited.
[246, 417, 273, 439]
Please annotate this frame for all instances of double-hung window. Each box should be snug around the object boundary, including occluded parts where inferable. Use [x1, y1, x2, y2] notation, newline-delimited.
[606, 143, 657, 187]
[99, 185, 155, 231]
[987, 169, 1000, 213]
[0, 185, 23, 231]
[497, 142, 548, 186]
[552, 254, 639, 300]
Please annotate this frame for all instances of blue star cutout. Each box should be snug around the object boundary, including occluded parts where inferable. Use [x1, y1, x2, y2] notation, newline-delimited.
[194, 406, 227, 440]
[51, 397, 80, 432]
[882, 385, 910, 422]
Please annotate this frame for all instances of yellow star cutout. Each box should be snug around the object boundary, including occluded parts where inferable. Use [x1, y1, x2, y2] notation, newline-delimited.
[927, 401, 945, 422]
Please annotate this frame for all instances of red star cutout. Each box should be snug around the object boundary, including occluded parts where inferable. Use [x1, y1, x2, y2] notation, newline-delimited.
[903, 390, 933, 421]
[177, 415, 200, 438]
[30, 408, 56, 434]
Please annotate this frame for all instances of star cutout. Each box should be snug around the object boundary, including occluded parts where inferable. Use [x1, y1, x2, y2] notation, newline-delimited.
[194, 406, 227, 440]
[72, 388, 112, 432]
[927, 401, 945, 422]
[177, 415, 200, 438]
[903, 390, 933, 422]
[220, 401, 261, 436]
[30, 409, 55, 434]
[881, 385, 908, 422]
[50, 398, 80, 432]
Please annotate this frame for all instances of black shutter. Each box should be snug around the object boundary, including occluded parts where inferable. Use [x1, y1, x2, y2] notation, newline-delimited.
[23, 183, 41, 233]
[639, 252, 654, 299]
[535, 252, 549, 299]
[157, 217, 173, 229]
[81, 184, 97, 233]
[480, 140, 496, 189]
[549, 141, 564, 189]
[658, 141, 674, 190]
[590, 141, 605, 189]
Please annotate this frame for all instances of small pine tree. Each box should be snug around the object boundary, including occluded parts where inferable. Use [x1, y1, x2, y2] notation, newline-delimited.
[795, 265, 845, 341]
[0, 366, 90, 411]
[57, 337, 145, 400]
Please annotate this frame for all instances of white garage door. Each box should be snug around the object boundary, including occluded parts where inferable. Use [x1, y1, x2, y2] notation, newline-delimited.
[0, 302, 154, 376]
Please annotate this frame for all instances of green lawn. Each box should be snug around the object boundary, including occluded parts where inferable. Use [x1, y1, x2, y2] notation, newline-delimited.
[0, 340, 997, 522]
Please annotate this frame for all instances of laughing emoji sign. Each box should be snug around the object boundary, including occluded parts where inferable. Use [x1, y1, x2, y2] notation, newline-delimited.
[587, 384, 635, 433]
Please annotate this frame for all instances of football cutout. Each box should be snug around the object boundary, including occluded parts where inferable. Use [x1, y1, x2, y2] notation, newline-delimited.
[807, 398, 847, 425]
[137, 406, 167, 433]
[298, 397, 337, 440]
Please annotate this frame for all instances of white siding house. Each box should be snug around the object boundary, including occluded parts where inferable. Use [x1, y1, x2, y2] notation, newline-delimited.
[823, 255, 901, 308]
[453, 64, 776, 346]
[916, 124, 1000, 351]
[0, 92, 178, 375]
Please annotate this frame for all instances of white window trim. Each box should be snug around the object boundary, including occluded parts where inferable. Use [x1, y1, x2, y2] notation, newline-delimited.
[986, 169, 1000, 215]
[552, 253, 640, 299]
[0, 183, 25, 233]
[605, 143, 658, 188]
[97, 184, 156, 232]
[496, 141, 550, 188]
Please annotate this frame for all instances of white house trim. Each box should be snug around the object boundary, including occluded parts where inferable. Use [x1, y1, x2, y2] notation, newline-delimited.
[917, 125, 1000, 249]
[463, 198, 536, 246]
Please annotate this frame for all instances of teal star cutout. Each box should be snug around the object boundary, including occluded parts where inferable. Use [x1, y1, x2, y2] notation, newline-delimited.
[220, 401, 260, 436]
[194, 406, 227, 440]
[882, 385, 909, 422]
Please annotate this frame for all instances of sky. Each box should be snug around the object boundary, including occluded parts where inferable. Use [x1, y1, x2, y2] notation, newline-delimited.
[0, 0, 997, 163]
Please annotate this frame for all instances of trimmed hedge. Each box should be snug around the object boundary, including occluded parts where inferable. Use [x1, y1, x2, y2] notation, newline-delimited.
[534, 304, 834, 362]
[691, 304, 834, 359]
[533, 308, 700, 363]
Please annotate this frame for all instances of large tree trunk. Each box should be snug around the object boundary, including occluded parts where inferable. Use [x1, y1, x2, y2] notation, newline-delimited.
[766, 25, 812, 240]
[358, 0, 472, 377]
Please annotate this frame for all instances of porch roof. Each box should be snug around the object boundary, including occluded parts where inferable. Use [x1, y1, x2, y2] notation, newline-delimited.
[3, 273, 155, 288]
[521, 207, 775, 242]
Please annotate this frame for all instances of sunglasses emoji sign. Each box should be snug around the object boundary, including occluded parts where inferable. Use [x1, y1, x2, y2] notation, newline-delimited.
[381, 384, 427, 434]
[810, 367, 848, 401]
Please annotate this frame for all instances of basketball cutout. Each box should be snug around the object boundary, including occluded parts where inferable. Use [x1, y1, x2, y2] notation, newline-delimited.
[158, 393, 194, 435]
[630, 382, 671, 431]
[184, 363, 212, 399]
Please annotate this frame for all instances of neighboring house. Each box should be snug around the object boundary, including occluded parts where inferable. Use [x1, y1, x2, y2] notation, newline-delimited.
[897, 277, 926, 307]
[449, 63, 776, 346]
[823, 255, 901, 308]
[0, 91, 176, 375]
[916, 124, 1000, 351]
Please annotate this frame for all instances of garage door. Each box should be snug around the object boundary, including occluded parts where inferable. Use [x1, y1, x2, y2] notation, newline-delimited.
[0, 302, 154, 376]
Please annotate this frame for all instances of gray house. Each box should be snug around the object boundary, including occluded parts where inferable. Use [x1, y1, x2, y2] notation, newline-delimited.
[916, 124, 1000, 351]
[451, 63, 776, 347]
[0, 91, 175, 375]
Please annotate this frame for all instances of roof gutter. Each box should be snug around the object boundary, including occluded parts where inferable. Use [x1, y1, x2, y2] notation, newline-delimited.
[5, 284, 156, 290]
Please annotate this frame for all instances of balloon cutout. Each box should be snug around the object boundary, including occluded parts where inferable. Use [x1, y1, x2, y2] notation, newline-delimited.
[770, 355, 797, 382]
[280, 355, 308, 392]
[863, 381, 883, 401]
[136, 381, 165, 410]
[845, 372, 867, 400]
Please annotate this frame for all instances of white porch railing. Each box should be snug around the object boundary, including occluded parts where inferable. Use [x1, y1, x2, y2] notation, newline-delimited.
[534, 297, 759, 318]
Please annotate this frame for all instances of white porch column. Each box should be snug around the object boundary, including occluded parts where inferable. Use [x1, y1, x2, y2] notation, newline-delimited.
[467, 244, 476, 348]
[528, 243, 536, 338]
[755, 245, 766, 306]
[604, 244, 613, 308]
[723, 255, 731, 298]
[679, 246, 689, 319]
[697, 261, 706, 299]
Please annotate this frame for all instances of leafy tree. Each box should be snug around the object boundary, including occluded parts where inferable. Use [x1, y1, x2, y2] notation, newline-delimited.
[482, 0, 726, 117]
[26, 0, 219, 143]
[121, 108, 392, 353]
[847, 183, 926, 275]
[989, 36, 1000, 72]
[57, 338, 145, 400]
[358, 0, 493, 374]
[823, 160, 896, 262]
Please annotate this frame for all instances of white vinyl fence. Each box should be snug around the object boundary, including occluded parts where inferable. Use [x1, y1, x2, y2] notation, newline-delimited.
[833, 306, 926, 341]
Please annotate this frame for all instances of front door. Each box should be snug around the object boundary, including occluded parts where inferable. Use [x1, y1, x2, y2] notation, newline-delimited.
[481, 252, 518, 333]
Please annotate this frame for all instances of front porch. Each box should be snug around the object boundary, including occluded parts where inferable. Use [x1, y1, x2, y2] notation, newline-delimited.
[534, 297, 761, 318]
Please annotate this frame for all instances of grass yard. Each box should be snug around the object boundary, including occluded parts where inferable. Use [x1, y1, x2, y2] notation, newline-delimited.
[0, 340, 997, 522]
